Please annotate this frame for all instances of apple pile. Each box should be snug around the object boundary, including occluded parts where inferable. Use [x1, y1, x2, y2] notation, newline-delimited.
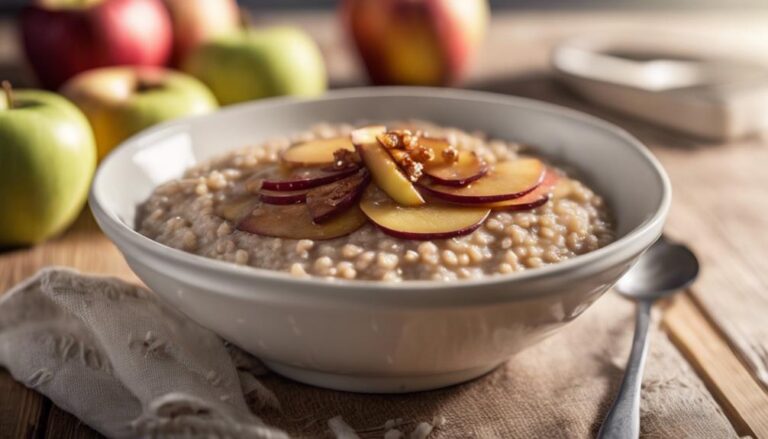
[222, 126, 559, 241]
[20, 0, 326, 104]
[3, 0, 329, 247]
[19, 0, 242, 89]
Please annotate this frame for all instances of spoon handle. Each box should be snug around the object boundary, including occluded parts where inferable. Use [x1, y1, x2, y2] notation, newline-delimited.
[598, 300, 652, 439]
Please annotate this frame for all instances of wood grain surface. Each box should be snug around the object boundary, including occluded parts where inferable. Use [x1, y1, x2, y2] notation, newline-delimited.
[663, 295, 768, 438]
[2, 9, 768, 438]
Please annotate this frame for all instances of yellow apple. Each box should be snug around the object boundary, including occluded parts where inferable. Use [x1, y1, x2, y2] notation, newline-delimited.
[61, 66, 217, 160]
[342, 0, 489, 86]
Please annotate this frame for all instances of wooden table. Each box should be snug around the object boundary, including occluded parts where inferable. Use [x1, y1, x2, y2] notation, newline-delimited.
[2, 9, 768, 438]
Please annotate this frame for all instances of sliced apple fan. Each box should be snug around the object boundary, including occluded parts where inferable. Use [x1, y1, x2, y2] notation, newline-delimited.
[215, 126, 554, 240]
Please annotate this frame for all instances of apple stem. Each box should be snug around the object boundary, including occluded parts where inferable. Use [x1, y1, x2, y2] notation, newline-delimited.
[239, 8, 253, 29]
[1, 81, 14, 109]
[135, 74, 165, 93]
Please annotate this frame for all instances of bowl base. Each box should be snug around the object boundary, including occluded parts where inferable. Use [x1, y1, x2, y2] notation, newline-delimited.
[262, 361, 502, 393]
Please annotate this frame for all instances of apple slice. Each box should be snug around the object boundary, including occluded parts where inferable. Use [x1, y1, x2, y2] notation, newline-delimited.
[350, 125, 387, 145]
[420, 137, 488, 186]
[552, 177, 573, 200]
[215, 196, 260, 222]
[306, 169, 371, 223]
[261, 165, 360, 191]
[281, 136, 356, 166]
[480, 169, 558, 210]
[360, 186, 489, 240]
[351, 126, 425, 206]
[237, 203, 367, 240]
[259, 188, 308, 205]
[419, 158, 545, 204]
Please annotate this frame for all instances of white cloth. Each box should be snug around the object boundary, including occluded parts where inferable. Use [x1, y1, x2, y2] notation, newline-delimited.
[0, 268, 288, 439]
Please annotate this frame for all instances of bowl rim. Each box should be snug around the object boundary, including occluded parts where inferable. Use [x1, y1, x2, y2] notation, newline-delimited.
[89, 86, 671, 292]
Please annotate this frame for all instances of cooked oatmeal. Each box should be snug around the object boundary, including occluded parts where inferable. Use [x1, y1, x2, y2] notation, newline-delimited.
[136, 122, 614, 281]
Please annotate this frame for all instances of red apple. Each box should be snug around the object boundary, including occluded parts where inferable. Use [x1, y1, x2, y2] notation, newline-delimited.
[341, 0, 489, 86]
[161, 0, 241, 66]
[20, 0, 172, 90]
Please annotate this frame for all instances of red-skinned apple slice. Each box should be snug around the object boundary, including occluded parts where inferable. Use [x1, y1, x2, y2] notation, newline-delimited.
[420, 137, 488, 186]
[215, 196, 260, 222]
[261, 165, 360, 191]
[237, 203, 367, 240]
[351, 126, 425, 206]
[419, 158, 545, 204]
[259, 188, 308, 205]
[306, 169, 370, 223]
[359, 186, 489, 240]
[486, 194, 550, 211]
[480, 169, 558, 210]
[281, 136, 356, 166]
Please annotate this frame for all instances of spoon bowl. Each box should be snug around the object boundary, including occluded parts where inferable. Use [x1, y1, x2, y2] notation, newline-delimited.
[616, 239, 700, 301]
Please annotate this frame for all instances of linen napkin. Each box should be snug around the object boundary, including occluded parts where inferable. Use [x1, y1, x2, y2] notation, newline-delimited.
[0, 268, 738, 438]
[0, 268, 287, 439]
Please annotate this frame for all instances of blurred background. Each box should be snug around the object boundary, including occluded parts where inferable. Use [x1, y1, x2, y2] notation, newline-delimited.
[3, 0, 768, 11]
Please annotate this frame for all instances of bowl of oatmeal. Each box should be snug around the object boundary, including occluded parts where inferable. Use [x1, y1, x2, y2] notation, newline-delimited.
[90, 87, 670, 393]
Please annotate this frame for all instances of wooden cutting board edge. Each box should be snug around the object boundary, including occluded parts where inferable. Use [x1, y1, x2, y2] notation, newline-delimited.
[662, 291, 768, 438]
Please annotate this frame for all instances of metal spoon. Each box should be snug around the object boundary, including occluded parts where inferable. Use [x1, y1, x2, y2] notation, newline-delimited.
[597, 235, 699, 439]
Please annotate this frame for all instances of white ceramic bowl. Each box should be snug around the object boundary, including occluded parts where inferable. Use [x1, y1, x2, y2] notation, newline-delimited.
[90, 88, 670, 393]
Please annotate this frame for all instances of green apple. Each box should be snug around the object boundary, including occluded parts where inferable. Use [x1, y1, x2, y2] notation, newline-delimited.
[61, 66, 217, 160]
[182, 26, 327, 105]
[0, 81, 96, 245]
